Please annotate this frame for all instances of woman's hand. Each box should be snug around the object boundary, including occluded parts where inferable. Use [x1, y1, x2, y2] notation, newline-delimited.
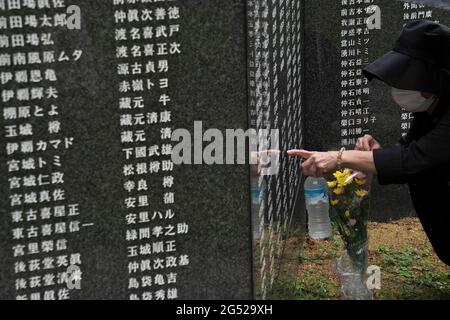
[288, 148, 378, 176]
[355, 134, 381, 151]
[287, 149, 338, 178]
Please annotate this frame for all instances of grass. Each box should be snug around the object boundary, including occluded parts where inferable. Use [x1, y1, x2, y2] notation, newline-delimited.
[290, 269, 336, 300]
[266, 218, 450, 300]
[374, 244, 450, 300]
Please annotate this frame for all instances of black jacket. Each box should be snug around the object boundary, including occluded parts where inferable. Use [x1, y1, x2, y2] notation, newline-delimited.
[373, 97, 450, 265]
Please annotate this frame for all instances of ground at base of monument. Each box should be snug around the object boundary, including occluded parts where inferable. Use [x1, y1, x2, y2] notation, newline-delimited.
[272, 218, 450, 300]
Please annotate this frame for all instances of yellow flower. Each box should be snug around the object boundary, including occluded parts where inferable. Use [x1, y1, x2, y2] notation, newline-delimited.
[333, 187, 344, 195]
[332, 170, 345, 180]
[327, 181, 337, 188]
[355, 178, 366, 185]
[331, 199, 339, 206]
[355, 189, 368, 197]
[333, 169, 352, 188]
[345, 210, 351, 218]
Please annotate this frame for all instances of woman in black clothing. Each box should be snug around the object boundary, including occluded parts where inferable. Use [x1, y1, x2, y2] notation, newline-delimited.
[288, 20, 450, 265]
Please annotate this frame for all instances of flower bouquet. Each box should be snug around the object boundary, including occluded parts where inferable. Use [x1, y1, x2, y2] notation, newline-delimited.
[327, 169, 373, 300]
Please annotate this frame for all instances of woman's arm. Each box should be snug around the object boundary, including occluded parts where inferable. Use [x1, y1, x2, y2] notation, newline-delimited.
[373, 104, 450, 184]
[290, 102, 450, 180]
[287, 149, 377, 178]
[339, 150, 378, 174]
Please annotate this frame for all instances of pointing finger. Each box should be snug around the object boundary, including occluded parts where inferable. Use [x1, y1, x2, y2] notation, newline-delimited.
[287, 149, 314, 159]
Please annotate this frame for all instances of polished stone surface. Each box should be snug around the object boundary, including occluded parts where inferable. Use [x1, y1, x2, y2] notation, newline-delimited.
[0, 0, 253, 300]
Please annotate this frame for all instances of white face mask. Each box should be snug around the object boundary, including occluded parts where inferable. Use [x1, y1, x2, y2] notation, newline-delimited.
[391, 87, 437, 112]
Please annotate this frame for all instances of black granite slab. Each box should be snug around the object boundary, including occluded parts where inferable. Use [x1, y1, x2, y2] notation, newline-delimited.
[304, 0, 450, 221]
[0, 0, 253, 300]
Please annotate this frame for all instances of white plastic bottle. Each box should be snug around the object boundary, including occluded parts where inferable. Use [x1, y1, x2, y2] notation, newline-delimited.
[304, 177, 332, 240]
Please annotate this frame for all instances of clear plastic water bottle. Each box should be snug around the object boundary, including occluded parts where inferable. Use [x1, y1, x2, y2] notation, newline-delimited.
[304, 177, 332, 240]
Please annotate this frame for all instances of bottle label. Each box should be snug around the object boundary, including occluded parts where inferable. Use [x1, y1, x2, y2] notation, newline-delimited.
[305, 188, 329, 205]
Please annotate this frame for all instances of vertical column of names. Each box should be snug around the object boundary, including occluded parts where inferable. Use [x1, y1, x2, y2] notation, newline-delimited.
[285, 0, 302, 215]
[0, 0, 83, 300]
[247, 0, 257, 129]
[112, 0, 189, 300]
[340, 0, 376, 148]
[253, 0, 271, 300]
[268, 0, 280, 294]
[401, 1, 434, 137]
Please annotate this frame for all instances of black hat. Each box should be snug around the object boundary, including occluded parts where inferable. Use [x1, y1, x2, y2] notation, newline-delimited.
[363, 20, 450, 95]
